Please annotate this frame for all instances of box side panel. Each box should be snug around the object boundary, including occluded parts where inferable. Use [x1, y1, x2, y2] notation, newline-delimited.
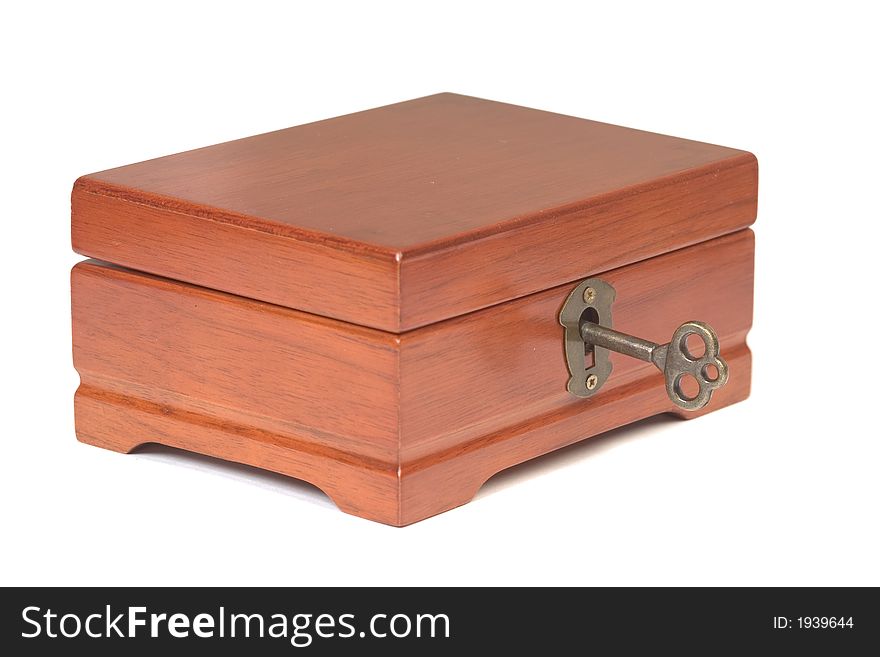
[72, 187, 401, 331]
[72, 261, 400, 465]
[399, 153, 757, 329]
[398, 229, 754, 523]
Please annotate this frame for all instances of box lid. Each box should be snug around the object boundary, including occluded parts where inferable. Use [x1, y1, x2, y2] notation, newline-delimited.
[72, 93, 757, 332]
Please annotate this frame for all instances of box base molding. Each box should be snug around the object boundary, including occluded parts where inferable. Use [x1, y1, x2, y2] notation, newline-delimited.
[75, 341, 749, 526]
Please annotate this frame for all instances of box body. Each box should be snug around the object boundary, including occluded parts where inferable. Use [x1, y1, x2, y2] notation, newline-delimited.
[71, 93, 757, 524]
[73, 231, 753, 525]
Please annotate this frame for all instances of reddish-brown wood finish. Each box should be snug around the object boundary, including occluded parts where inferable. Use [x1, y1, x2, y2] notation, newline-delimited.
[72, 229, 753, 526]
[72, 93, 757, 331]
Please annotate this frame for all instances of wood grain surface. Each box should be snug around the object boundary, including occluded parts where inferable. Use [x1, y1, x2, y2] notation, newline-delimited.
[397, 229, 754, 524]
[72, 92, 757, 331]
[72, 229, 754, 525]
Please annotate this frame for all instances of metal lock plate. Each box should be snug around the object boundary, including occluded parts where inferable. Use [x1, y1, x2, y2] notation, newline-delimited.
[558, 278, 615, 398]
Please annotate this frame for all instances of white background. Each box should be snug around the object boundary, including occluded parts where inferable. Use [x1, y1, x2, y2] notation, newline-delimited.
[1, 1, 878, 586]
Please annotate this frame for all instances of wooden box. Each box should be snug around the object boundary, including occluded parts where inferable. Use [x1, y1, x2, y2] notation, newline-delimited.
[71, 93, 757, 525]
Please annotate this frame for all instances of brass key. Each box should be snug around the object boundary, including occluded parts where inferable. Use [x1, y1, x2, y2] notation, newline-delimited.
[580, 319, 728, 411]
[560, 278, 729, 411]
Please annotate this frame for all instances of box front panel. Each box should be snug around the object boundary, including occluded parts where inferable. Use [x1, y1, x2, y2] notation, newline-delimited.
[399, 229, 754, 463]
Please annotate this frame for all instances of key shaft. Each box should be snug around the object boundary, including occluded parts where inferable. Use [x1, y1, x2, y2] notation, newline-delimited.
[580, 321, 663, 366]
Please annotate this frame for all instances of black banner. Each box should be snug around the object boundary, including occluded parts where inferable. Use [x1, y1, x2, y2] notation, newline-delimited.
[1, 587, 876, 654]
